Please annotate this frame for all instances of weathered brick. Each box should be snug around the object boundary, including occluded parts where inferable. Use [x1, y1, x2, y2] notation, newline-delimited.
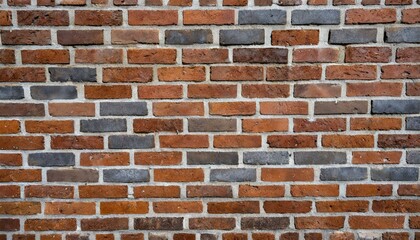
[320, 167, 368, 181]
[187, 185, 232, 198]
[0, 169, 41, 182]
[220, 29, 264, 45]
[0, 67, 46, 82]
[241, 217, 289, 230]
[160, 135, 209, 148]
[158, 66, 206, 82]
[17, 10, 69, 26]
[28, 153, 75, 167]
[267, 65, 322, 81]
[22, 49, 69, 64]
[295, 217, 345, 229]
[346, 46, 392, 63]
[189, 118, 236, 132]
[293, 48, 339, 63]
[25, 185, 74, 199]
[49, 103, 95, 117]
[57, 30, 103, 45]
[75, 10, 122, 26]
[346, 184, 392, 197]
[81, 119, 127, 132]
[47, 169, 99, 182]
[211, 66, 264, 81]
[0, 219, 19, 231]
[260, 101, 308, 115]
[396, 47, 420, 62]
[134, 119, 183, 133]
[292, 10, 340, 25]
[0, 86, 24, 100]
[294, 118, 346, 132]
[103, 169, 149, 183]
[242, 118, 288, 133]
[109, 135, 154, 149]
[101, 201, 148, 214]
[264, 201, 312, 213]
[267, 135, 317, 148]
[239, 185, 285, 198]
[398, 184, 420, 196]
[381, 64, 420, 79]
[407, 151, 420, 164]
[100, 102, 147, 116]
[183, 49, 229, 64]
[238, 10, 286, 25]
[111, 30, 159, 44]
[378, 134, 420, 148]
[372, 100, 420, 114]
[189, 218, 235, 230]
[294, 151, 346, 165]
[402, 9, 420, 24]
[25, 219, 76, 231]
[291, 184, 339, 197]
[134, 218, 183, 230]
[243, 151, 289, 165]
[0, 11, 12, 26]
[371, 167, 419, 181]
[385, 27, 420, 43]
[208, 201, 259, 213]
[49, 68, 96, 82]
[315, 101, 368, 115]
[30, 86, 76, 100]
[352, 151, 401, 164]
[0, 103, 44, 117]
[166, 30, 212, 45]
[1, 30, 51, 45]
[233, 48, 287, 63]
[134, 186, 180, 198]
[349, 216, 404, 229]
[322, 134, 374, 148]
[81, 218, 128, 231]
[294, 84, 341, 98]
[51, 136, 103, 149]
[128, 10, 178, 25]
[272, 30, 319, 46]
[214, 135, 261, 148]
[262, 168, 314, 181]
[0, 49, 15, 64]
[210, 168, 256, 182]
[329, 29, 377, 44]
[346, 9, 396, 24]
[184, 10, 234, 25]
[75, 49, 123, 64]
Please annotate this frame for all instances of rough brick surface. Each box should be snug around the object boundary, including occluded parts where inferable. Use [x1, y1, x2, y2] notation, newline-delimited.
[0, 1, 419, 238]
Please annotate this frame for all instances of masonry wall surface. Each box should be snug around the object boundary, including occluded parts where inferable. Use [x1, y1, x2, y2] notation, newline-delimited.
[0, 0, 419, 239]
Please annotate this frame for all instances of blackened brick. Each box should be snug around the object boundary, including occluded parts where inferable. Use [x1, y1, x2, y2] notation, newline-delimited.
[238, 10, 286, 25]
[320, 167, 367, 181]
[371, 167, 419, 181]
[30, 86, 77, 100]
[47, 169, 99, 182]
[165, 30, 212, 45]
[135, 217, 183, 230]
[233, 48, 288, 63]
[100, 102, 148, 116]
[210, 168, 256, 182]
[292, 10, 340, 25]
[329, 29, 377, 44]
[80, 119, 127, 132]
[28, 152, 75, 167]
[294, 151, 347, 165]
[103, 169, 150, 183]
[241, 217, 289, 230]
[187, 152, 238, 165]
[0, 86, 24, 100]
[188, 118, 236, 132]
[243, 151, 289, 165]
[109, 135, 155, 149]
[372, 100, 420, 114]
[220, 29, 264, 45]
[385, 27, 420, 43]
[49, 68, 96, 82]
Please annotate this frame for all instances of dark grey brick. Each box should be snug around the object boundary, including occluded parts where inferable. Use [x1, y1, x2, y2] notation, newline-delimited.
[0, 86, 24, 100]
[30, 86, 77, 100]
[47, 169, 99, 182]
[320, 167, 367, 181]
[315, 101, 368, 115]
[201, 234, 217, 240]
[100, 102, 148, 116]
[135, 217, 183, 230]
[28, 152, 75, 167]
[103, 169, 150, 183]
[238, 10, 286, 25]
[80, 119, 127, 133]
[109, 135, 154, 149]
[407, 151, 420, 164]
[241, 217, 289, 230]
[165, 30, 212, 45]
[243, 151, 289, 165]
[187, 152, 238, 165]
[220, 29, 264, 46]
[294, 151, 347, 165]
[233, 48, 288, 63]
[372, 100, 420, 114]
[49, 67, 96, 82]
[188, 118, 236, 132]
[371, 167, 419, 181]
[407, 117, 420, 130]
[292, 10, 340, 25]
[329, 29, 377, 45]
[210, 168, 256, 182]
[385, 27, 420, 43]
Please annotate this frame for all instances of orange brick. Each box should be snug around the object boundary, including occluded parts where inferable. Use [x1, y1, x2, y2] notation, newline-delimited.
[154, 169, 204, 182]
[262, 168, 314, 182]
[45, 202, 95, 215]
[213, 135, 261, 148]
[153, 201, 202, 213]
[101, 201, 148, 214]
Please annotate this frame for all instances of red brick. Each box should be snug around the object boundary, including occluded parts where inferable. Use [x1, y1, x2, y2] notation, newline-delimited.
[211, 66, 264, 81]
[294, 84, 341, 98]
[349, 216, 404, 229]
[79, 185, 127, 198]
[0, 67, 46, 82]
[160, 135, 209, 148]
[57, 30, 103, 45]
[21, 49, 69, 64]
[128, 10, 178, 25]
[223, 0, 247, 5]
[139, 85, 182, 99]
[134, 186, 180, 198]
[242, 84, 289, 98]
[0, 49, 15, 64]
[128, 49, 176, 64]
[295, 217, 345, 229]
[0, 154, 22, 166]
[208, 201, 259, 213]
[25, 120, 73, 133]
[80, 152, 130, 166]
[0, 120, 20, 134]
[260, 101, 308, 115]
[267, 66, 322, 81]
[239, 185, 285, 198]
[189, 218, 235, 230]
[111, 30, 159, 44]
[264, 201, 312, 213]
[291, 184, 339, 197]
[85, 85, 131, 99]
[103, 68, 153, 83]
[188, 84, 237, 99]
[398, 184, 420, 196]
[350, 117, 402, 130]
[352, 151, 401, 164]
[187, 185, 233, 198]
[154, 201, 202, 213]
[51, 136, 103, 149]
[262, 168, 314, 182]
[184, 10, 234, 25]
[0, 185, 20, 198]
[294, 118, 346, 132]
[81, 218, 128, 231]
[49, 103, 95, 117]
[381, 64, 420, 79]
[169, 0, 192, 6]
[378, 134, 420, 148]
[25, 219, 76, 231]
[402, 9, 420, 24]
[322, 134, 374, 148]
[0, 136, 44, 150]
[346, 184, 393, 197]
[183, 49, 229, 64]
[133, 119, 183, 133]
[158, 66, 206, 82]
[153, 102, 204, 116]
[75, 10, 122, 26]
[214, 135, 261, 148]
[345, 47, 392, 63]
[17, 10, 69, 26]
[210, 102, 256, 116]
[135, 152, 182, 166]
[101, 201, 148, 214]
[75, 49, 123, 64]
[272, 30, 319, 46]
[267, 135, 317, 148]
[25, 185, 74, 199]
[154, 168, 204, 182]
[316, 200, 369, 212]
[0, 11, 12, 26]
[293, 48, 339, 63]
[373, 200, 420, 212]
[407, 82, 420, 96]
[347, 82, 402, 96]
[242, 119, 288, 133]
[326, 65, 377, 80]
[396, 47, 420, 62]
[1, 30, 51, 45]
[346, 9, 396, 24]
[0, 202, 41, 215]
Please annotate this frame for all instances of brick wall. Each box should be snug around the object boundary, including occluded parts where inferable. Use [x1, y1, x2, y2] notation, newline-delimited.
[0, 0, 419, 238]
